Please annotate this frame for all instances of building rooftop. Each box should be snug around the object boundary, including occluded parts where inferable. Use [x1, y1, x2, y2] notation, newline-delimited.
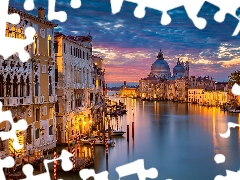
[9, 6, 58, 27]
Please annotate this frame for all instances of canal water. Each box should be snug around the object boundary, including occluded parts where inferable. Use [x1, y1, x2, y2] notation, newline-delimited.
[54, 97, 240, 180]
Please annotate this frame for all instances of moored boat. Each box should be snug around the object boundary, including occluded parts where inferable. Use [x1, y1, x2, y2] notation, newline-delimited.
[110, 130, 126, 136]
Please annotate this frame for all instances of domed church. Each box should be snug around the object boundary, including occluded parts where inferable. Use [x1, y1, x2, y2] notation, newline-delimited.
[149, 49, 189, 80]
[150, 49, 171, 79]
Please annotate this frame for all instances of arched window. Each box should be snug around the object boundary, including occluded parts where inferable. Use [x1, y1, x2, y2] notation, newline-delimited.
[26, 76, 30, 96]
[6, 75, 11, 97]
[49, 75, 52, 95]
[34, 76, 39, 96]
[20, 76, 24, 97]
[13, 76, 18, 97]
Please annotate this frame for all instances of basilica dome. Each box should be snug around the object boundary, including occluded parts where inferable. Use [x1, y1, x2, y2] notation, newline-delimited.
[150, 50, 171, 78]
[173, 58, 185, 78]
[173, 60, 185, 73]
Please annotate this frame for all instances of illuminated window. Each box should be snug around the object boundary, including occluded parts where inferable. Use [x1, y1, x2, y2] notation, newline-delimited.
[5, 24, 10, 37]
[48, 35, 52, 56]
[33, 35, 38, 54]
[11, 26, 16, 38]
[49, 107, 53, 119]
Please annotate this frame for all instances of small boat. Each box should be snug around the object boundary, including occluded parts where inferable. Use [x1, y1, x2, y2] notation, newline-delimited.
[80, 137, 91, 144]
[233, 109, 240, 113]
[122, 109, 127, 114]
[111, 130, 126, 136]
[81, 137, 115, 146]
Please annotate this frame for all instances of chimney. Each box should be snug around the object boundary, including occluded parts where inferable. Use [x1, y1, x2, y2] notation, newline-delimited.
[38, 7, 45, 19]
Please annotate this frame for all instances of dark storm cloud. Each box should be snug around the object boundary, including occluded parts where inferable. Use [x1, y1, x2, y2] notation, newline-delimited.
[9, 0, 240, 82]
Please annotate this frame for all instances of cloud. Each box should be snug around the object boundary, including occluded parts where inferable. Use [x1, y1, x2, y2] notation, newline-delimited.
[9, 0, 240, 82]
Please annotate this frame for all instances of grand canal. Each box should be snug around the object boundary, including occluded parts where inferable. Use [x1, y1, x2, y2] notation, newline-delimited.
[54, 96, 240, 180]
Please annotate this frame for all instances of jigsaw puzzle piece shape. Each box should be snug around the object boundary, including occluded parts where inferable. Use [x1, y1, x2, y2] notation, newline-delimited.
[0, 26, 35, 62]
[22, 150, 73, 180]
[0, 102, 28, 150]
[207, 0, 240, 22]
[0, 0, 20, 37]
[79, 169, 109, 180]
[70, 0, 81, 9]
[24, 0, 35, 11]
[131, 0, 184, 24]
[214, 170, 240, 180]
[208, 0, 240, 36]
[0, 0, 35, 62]
[116, 159, 158, 180]
[110, 0, 124, 14]
[57, 149, 73, 171]
[22, 164, 51, 180]
[0, 156, 15, 180]
[48, 0, 67, 22]
[231, 83, 240, 95]
[182, 0, 207, 29]
[219, 122, 240, 138]
[110, 0, 206, 27]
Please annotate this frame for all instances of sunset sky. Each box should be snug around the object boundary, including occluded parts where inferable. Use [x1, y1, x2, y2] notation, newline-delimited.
[10, 0, 240, 85]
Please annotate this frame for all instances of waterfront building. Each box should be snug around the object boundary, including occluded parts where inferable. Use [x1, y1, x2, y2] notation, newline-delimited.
[188, 87, 205, 104]
[54, 32, 94, 144]
[188, 76, 215, 88]
[174, 78, 189, 101]
[0, 7, 57, 157]
[120, 81, 137, 98]
[139, 49, 190, 100]
[139, 76, 158, 99]
[166, 80, 176, 100]
[91, 55, 106, 133]
[155, 80, 168, 100]
[203, 90, 228, 106]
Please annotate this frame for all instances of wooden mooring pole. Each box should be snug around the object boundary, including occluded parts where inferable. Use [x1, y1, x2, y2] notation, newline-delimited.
[132, 122, 134, 138]
[127, 125, 129, 142]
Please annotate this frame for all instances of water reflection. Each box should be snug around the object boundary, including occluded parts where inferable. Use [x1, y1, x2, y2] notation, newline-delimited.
[55, 99, 240, 180]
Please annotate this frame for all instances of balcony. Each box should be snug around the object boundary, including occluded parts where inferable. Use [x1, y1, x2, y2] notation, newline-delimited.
[49, 95, 57, 103]
[23, 97, 32, 105]
[0, 96, 32, 106]
[79, 83, 85, 89]
[34, 96, 44, 104]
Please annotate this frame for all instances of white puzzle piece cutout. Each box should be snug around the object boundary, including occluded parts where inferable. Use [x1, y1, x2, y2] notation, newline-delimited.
[0, 102, 27, 150]
[110, 0, 240, 36]
[0, 0, 35, 62]
[22, 150, 73, 180]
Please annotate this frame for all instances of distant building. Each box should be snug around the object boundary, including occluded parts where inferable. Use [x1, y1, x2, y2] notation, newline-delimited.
[149, 49, 189, 80]
[188, 87, 205, 104]
[139, 49, 190, 100]
[120, 81, 137, 98]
